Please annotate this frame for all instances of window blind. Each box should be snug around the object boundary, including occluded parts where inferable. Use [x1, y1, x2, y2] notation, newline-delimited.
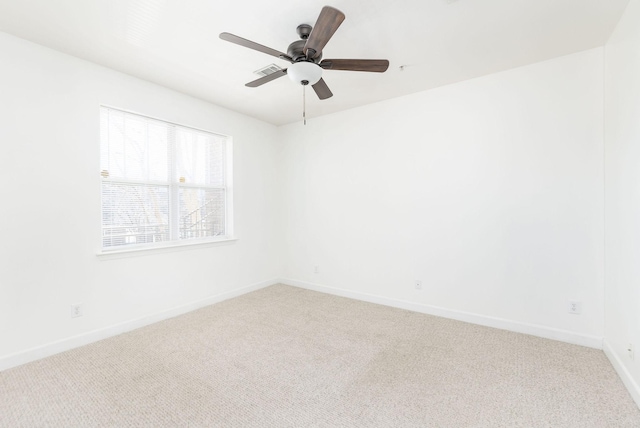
[100, 107, 230, 250]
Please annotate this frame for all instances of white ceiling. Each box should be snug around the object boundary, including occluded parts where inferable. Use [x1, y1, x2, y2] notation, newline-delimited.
[0, 0, 629, 125]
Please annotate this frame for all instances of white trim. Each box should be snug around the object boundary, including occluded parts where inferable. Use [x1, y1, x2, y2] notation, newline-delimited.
[224, 138, 234, 239]
[603, 340, 640, 409]
[97, 236, 238, 259]
[280, 278, 604, 349]
[0, 278, 278, 372]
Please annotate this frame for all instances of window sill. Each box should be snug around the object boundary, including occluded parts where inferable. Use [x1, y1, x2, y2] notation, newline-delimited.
[96, 236, 238, 260]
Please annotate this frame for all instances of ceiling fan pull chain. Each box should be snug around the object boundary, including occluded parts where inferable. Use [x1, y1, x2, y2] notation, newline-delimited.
[303, 84, 307, 125]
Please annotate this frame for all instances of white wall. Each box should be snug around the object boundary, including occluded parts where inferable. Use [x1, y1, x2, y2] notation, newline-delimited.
[279, 48, 605, 346]
[604, 0, 640, 405]
[0, 32, 282, 367]
[0, 25, 618, 377]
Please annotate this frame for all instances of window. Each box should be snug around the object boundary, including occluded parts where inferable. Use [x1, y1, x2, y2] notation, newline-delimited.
[100, 106, 232, 251]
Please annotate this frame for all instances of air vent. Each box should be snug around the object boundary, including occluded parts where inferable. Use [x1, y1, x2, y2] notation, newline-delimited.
[253, 64, 283, 77]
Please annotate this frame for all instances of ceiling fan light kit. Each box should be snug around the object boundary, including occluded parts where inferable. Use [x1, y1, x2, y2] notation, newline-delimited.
[220, 5, 389, 123]
[287, 62, 322, 86]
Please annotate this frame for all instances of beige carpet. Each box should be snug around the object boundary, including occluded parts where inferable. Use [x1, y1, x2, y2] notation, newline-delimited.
[0, 285, 639, 427]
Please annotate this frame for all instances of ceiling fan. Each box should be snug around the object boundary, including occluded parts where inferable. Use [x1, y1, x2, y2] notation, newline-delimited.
[219, 6, 389, 101]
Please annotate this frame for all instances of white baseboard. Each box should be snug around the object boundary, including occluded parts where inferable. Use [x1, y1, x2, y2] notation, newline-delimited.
[280, 278, 603, 349]
[603, 340, 640, 409]
[0, 278, 279, 372]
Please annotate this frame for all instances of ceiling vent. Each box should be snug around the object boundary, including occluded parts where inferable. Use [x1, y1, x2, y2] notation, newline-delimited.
[253, 64, 283, 77]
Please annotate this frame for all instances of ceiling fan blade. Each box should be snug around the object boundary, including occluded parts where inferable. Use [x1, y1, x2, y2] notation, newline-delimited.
[245, 69, 288, 87]
[320, 59, 389, 73]
[220, 32, 293, 62]
[312, 78, 333, 100]
[304, 6, 345, 58]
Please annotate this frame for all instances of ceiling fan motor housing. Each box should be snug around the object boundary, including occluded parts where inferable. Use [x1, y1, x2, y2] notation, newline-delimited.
[287, 40, 322, 62]
[287, 40, 307, 62]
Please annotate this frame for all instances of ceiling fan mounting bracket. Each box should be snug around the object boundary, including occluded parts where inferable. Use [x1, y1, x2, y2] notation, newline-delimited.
[305, 48, 318, 60]
[296, 24, 312, 40]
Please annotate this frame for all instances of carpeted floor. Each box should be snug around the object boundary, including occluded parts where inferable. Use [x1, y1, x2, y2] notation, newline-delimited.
[0, 284, 639, 427]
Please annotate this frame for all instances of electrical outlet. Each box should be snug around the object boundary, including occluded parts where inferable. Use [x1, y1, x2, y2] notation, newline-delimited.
[629, 343, 635, 361]
[314, 265, 319, 274]
[415, 280, 422, 290]
[568, 300, 582, 314]
[71, 304, 83, 318]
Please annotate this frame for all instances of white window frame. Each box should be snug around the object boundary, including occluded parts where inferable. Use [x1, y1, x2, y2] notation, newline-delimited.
[98, 106, 235, 257]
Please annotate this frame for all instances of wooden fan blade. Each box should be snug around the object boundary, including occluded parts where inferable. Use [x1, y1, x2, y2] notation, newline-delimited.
[220, 32, 293, 62]
[320, 59, 389, 72]
[303, 6, 345, 58]
[312, 78, 333, 100]
[245, 69, 288, 87]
